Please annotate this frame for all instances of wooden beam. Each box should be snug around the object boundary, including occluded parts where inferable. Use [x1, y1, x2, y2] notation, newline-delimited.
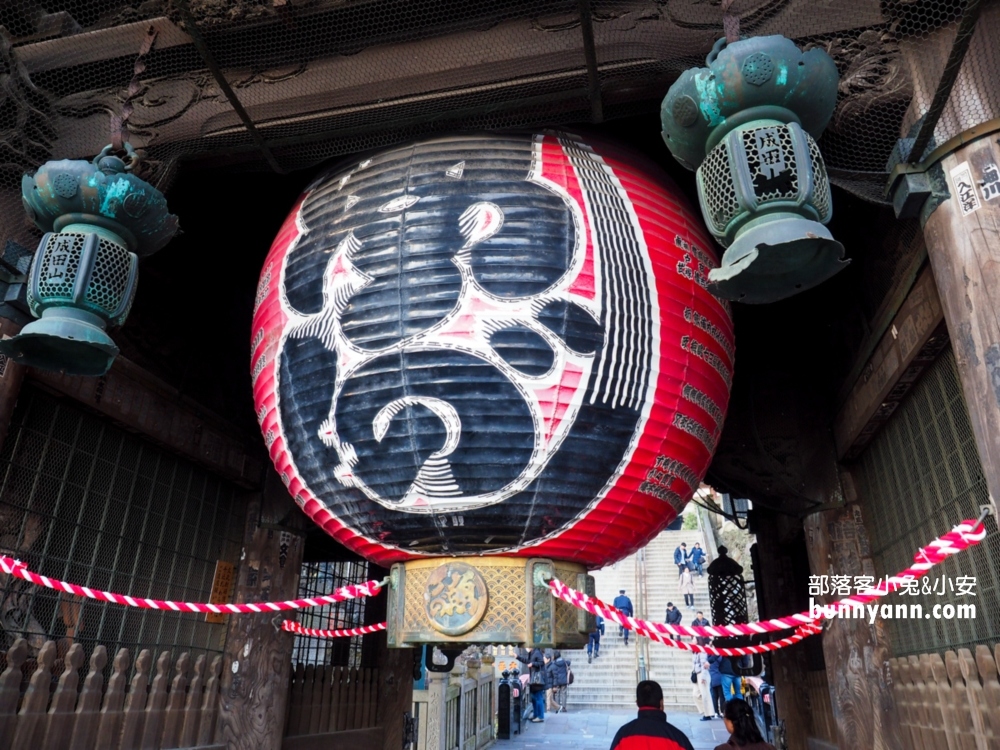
[27, 355, 264, 488]
[834, 266, 950, 460]
[923, 134, 1000, 509]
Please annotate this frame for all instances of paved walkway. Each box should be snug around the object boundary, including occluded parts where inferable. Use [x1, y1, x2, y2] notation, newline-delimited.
[500, 708, 729, 750]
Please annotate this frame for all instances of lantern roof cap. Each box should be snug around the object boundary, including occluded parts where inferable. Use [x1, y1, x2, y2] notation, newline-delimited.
[707, 546, 744, 576]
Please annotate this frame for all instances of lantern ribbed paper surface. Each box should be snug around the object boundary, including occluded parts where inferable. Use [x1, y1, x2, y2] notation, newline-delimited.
[252, 132, 734, 568]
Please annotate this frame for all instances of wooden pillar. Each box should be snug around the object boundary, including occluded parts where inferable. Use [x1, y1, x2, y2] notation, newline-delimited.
[751, 508, 814, 750]
[803, 499, 903, 750]
[922, 135, 1000, 511]
[0, 318, 25, 454]
[367, 561, 414, 750]
[216, 471, 306, 750]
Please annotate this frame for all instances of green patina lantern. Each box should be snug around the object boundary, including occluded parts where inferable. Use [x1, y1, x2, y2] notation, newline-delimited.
[661, 35, 847, 304]
[0, 145, 178, 376]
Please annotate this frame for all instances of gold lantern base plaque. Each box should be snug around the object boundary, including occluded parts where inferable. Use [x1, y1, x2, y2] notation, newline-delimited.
[386, 557, 595, 649]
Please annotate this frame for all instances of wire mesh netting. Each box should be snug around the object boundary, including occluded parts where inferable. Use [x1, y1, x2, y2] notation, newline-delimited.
[853, 348, 1000, 657]
[0, 384, 244, 665]
[291, 560, 368, 669]
[1, 0, 999, 234]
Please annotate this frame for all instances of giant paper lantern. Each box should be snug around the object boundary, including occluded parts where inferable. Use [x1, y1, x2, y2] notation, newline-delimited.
[252, 132, 734, 570]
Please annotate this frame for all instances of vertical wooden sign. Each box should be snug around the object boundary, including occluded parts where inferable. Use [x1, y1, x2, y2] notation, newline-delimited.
[205, 561, 235, 624]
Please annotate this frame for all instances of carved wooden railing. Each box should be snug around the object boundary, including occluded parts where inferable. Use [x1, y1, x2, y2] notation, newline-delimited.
[890, 643, 1000, 750]
[0, 638, 223, 750]
[283, 664, 379, 737]
[412, 659, 497, 750]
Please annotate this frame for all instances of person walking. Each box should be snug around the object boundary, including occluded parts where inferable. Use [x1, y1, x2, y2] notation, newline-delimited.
[516, 647, 547, 722]
[587, 615, 604, 663]
[610, 680, 695, 750]
[613, 590, 634, 645]
[692, 652, 714, 722]
[548, 650, 571, 713]
[543, 652, 555, 713]
[665, 602, 683, 640]
[688, 543, 706, 576]
[713, 698, 776, 749]
[679, 567, 696, 610]
[673, 542, 689, 575]
[719, 655, 743, 703]
[691, 611, 711, 646]
[708, 654, 725, 717]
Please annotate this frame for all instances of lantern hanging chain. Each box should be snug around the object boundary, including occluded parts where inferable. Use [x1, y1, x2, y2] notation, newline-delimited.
[110, 25, 159, 154]
[279, 620, 387, 638]
[0, 554, 383, 614]
[549, 513, 988, 651]
[173, 0, 285, 174]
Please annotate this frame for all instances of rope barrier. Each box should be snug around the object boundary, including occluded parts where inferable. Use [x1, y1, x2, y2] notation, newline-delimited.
[549, 515, 988, 656]
[0, 555, 384, 614]
[280, 620, 387, 638]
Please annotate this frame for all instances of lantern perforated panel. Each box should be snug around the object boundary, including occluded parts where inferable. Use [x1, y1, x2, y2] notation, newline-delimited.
[252, 132, 734, 568]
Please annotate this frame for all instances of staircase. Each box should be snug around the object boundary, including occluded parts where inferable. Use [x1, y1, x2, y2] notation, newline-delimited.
[562, 556, 639, 710]
[642, 528, 711, 709]
[561, 517, 713, 713]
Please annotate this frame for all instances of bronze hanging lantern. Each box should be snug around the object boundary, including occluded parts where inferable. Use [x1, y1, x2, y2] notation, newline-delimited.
[0, 144, 178, 376]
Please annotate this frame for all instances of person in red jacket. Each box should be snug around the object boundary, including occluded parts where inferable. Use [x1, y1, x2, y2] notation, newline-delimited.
[610, 680, 695, 750]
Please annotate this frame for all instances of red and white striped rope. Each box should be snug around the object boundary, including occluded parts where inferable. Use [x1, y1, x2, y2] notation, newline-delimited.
[549, 516, 987, 648]
[280, 620, 387, 638]
[0, 555, 383, 614]
[633, 621, 824, 656]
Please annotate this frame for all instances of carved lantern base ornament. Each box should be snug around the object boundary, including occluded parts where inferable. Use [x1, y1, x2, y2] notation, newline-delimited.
[0, 144, 178, 376]
[387, 557, 592, 648]
[661, 35, 848, 304]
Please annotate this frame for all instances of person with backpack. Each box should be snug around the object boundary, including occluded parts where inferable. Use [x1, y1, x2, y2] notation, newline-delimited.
[516, 647, 547, 722]
[713, 698, 777, 749]
[547, 650, 572, 713]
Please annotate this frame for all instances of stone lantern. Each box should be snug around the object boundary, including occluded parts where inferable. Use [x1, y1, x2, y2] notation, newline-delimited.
[707, 545, 762, 676]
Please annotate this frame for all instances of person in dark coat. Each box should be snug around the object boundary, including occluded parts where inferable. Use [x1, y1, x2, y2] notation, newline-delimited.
[691, 611, 711, 647]
[547, 650, 572, 713]
[613, 590, 634, 645]
[688, 543, 706, 575]
[673, 543, 689, 575]
[610, 680, 695, 750]
[588, 615, 604, 662]
[516, 647, 547, 722]
[665, 602, 683, 641]
[713, 698, 776, 749]
[708, 654, 725, 717]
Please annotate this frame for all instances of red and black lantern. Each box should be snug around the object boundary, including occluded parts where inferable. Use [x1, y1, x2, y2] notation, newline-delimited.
[252, 132, 734, 571]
